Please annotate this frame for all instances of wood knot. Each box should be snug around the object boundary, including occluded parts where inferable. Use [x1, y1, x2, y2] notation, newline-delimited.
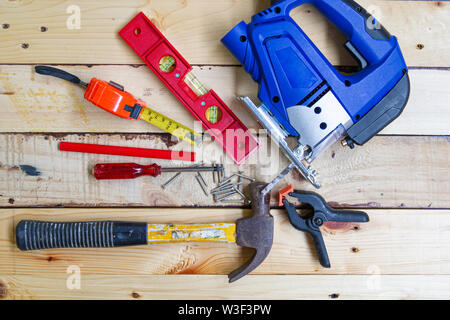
[8, 198, 14, 204]
[40, 26, 48, 32]
[351, 247, 360, 253]
[329, 293, 340, 299]
[21, 43, 30, 49]
[0, 281, 7, 299]
[2, 24, 10, 29]
[416, 44, 424, 50]
[131, 292, 141, 299]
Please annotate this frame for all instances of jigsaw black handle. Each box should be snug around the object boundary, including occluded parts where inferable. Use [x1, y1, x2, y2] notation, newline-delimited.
[35, 66, 87, 87]
[16, 220, 147, 250]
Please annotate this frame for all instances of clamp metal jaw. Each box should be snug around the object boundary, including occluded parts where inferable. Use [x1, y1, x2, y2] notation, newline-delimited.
[281, 190, 369, 268]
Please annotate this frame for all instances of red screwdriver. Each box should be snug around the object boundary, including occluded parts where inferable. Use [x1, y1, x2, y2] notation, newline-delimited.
[93, 163, 223, 180]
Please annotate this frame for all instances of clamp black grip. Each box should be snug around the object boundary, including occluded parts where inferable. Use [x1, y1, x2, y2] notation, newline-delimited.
[283, 191, 369, 268]
[282, 198, 331, 267]
[16, 220, 147, 251]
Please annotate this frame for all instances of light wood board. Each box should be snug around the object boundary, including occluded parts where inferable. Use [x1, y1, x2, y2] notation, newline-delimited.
[0, 0, 448, 66]
[2, 208, 450, 276]
[0, 65, 448, 135]
[0, 134, 448, 208]
[0, 0, 448, 301]
[1, 274, 449, 300]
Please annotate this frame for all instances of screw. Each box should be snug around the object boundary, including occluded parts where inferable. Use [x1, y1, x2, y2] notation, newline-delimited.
[313, 217, 323, 226]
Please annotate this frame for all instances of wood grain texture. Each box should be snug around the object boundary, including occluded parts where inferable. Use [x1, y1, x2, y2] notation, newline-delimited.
[1, 274, 450, 300]
[0, 0, 448, 302]
[2, 208, 450, 276]
[0, 133, 448, 208]
[0, 66, 448, 135]
[0, 0, 448, 66]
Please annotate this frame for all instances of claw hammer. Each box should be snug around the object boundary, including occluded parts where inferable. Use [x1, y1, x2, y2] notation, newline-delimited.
[16, 183, 273, 282]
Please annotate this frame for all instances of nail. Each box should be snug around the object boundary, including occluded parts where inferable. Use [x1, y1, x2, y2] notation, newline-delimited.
[214, 182, 243, 193]
[216, 191, 237, 201]
[235, 173, 255, 182]
[161, 172, 181, 189]
[211, 182, 233, 192]
[217, 167, 222, 184]
[218, 174, 237, 186]
[196, 174, 208, 196]
[211, 187, 235, 195]
[220, 199, 245, 204]
[197, 171, 208, 187]
[234, 187, 249, 201]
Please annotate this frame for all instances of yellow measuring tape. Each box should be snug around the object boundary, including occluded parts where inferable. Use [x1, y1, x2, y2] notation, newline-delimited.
[140, 107, 202, 146]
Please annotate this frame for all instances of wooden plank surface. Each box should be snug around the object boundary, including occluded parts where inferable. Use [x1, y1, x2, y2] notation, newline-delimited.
[0, 134, 448, 208]
[2, 208, 450, 276]
[2, 274, 449, 300]
[0, 0, 448, 66]
[0, 0, 448, 301]
[0, 65, 448, 135]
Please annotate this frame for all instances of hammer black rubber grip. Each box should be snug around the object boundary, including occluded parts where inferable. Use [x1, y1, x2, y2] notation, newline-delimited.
[16, 220, 147, 250]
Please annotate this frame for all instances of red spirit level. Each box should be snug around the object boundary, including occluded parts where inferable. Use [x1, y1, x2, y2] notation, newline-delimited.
[119, 12, 259, 165]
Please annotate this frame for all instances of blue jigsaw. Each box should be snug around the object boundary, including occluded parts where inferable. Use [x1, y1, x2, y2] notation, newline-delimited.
[222, 0, 410, 188]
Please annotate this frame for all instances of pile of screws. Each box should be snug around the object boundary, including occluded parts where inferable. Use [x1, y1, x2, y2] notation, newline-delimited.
[210, 172, 255, 204]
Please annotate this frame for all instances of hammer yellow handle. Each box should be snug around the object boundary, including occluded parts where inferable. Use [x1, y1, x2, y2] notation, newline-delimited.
[147, 223, 236, 244]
